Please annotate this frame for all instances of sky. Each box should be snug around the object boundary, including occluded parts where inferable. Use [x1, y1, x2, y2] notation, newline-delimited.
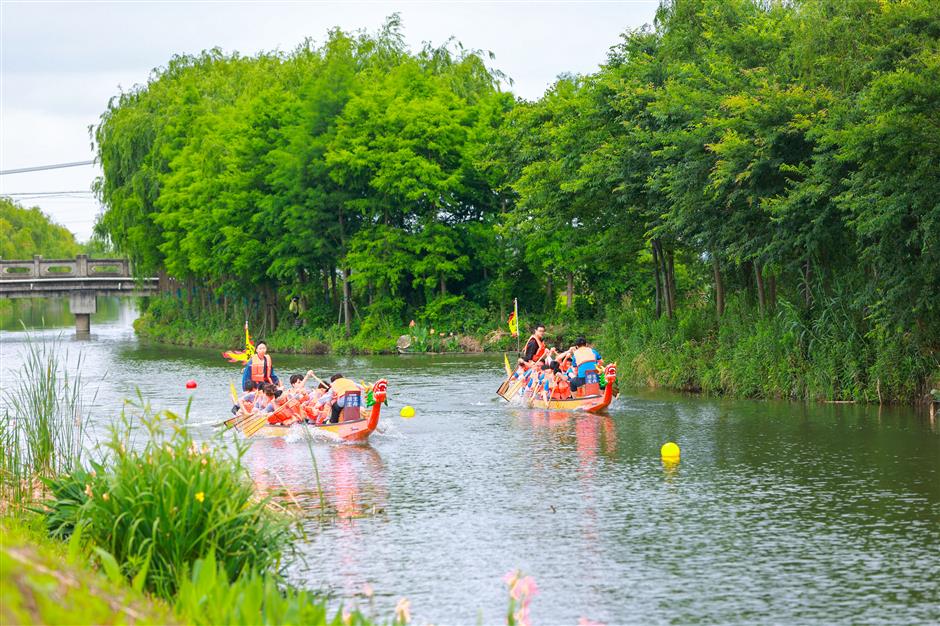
[1, 0, 659, 243]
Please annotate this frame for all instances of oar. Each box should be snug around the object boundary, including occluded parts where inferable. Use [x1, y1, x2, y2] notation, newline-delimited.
[241, 398, 298, 438]
[505, 366, 534, 401]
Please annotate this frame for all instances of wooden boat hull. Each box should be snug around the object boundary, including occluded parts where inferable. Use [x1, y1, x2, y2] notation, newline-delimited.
[497, 364, 617, 414]
[255, 416, 377, 441]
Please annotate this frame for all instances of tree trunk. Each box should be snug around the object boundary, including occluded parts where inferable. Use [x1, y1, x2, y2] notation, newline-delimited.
[545, 275, 554, 311]
[712, 253, 725, 319]
[323, 268, 330, 306]
[767, 273, 777, 311]
[652, 241, 663, 319]
[566, 272, 574, 309]
[755, 261, 766, 315]
[329, 266, 338, 308]
[440, 275, 446, 297]
[342, 268, 351, 338]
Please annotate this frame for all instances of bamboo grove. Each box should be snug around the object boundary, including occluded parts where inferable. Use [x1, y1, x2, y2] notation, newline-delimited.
[93, 2, 939, 401]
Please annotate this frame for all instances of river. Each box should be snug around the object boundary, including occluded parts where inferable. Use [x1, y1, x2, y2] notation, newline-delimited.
[1, 299, 938, 625]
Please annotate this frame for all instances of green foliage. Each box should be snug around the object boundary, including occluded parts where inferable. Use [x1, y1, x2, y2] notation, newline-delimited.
[40, 401, 293, 599]
[94, 6, 940, 400]
[175, 551, 375, 626]
[0, 516, 177, 625]
[0, 198, 82, 258]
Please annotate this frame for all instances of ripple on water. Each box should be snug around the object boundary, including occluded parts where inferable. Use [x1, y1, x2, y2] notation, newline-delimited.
[2, 311, 939, 624]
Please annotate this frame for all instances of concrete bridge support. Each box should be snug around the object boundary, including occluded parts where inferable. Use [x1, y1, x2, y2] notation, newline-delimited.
[69, 293, 97, 335]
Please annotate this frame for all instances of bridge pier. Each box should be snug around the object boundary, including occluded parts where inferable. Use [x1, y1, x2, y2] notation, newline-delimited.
[69, 293, 97, 335]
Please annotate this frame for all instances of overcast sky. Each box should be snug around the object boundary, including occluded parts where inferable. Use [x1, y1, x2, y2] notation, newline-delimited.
[1, 1, 658, 242]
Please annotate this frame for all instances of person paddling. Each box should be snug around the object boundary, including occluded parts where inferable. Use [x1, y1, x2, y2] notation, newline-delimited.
[242, 340, 280, 389]
[570, 337, 603, 394]
[315, 373, 364, 424]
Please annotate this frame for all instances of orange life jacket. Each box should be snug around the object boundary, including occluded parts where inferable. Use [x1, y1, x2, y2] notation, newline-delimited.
[573, 346, 597, 369]
[551, 377, 571, 399]
[250, 354, 273, 383]
[527, 334, 546, 362]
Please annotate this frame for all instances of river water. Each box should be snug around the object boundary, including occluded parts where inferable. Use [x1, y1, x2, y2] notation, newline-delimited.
[1, 299, 938, 625]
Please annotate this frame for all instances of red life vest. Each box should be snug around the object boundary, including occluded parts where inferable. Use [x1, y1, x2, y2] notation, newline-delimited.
[551, 378, 571, 399]
[527, 334, 546, 363]
[250, 354, 273, 383]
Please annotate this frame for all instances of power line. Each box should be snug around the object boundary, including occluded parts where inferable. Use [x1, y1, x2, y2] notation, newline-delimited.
[4, 191, 95, 196]
[0, 160, 95, 175]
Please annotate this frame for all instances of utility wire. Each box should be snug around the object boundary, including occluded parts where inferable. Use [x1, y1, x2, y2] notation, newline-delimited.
[4, 191, 95, 196]
[0, 160, 95, 175]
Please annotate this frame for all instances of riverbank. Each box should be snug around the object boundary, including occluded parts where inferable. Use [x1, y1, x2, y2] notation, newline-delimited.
[133, 293, 938, 405]
[1, 514, 177, 625]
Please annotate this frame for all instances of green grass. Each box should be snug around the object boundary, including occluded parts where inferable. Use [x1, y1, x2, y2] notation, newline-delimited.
[1, 332, 88, 512]
[41, 399, 294, 600]
[599, 295, 938, 403]
[1, 515, 177, 625]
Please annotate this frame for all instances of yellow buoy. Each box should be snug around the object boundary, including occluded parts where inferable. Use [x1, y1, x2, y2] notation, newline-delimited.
[661, 441, 680, 459]
[400, 406, 416, 418]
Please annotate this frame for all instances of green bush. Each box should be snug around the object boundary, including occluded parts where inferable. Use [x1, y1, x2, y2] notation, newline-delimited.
[41, 400, 294, 599]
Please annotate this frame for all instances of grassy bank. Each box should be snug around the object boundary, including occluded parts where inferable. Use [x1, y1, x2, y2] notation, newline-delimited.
[0, 333, 385, 626]
[599, 297, 939, 404]
[1, 515, 177, 625]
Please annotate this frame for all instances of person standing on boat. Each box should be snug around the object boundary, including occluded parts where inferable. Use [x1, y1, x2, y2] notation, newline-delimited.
[570, 337, 603, 393]
[242, 341, 280, 389]
[315, 373, 364, 424]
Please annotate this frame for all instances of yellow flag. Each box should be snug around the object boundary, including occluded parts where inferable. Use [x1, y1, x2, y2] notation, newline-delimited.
[508, 311, 518, 337]
[504, 353, 512, 378]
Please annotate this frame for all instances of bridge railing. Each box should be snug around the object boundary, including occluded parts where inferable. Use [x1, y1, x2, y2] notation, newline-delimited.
[0, 255, 131, 280]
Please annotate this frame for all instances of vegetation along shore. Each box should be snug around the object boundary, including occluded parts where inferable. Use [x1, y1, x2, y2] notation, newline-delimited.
[22, 0, 940, 404]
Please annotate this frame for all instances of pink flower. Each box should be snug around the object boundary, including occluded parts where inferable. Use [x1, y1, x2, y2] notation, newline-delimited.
[409, 320, 416, 328]
[511, 575, 538, 601]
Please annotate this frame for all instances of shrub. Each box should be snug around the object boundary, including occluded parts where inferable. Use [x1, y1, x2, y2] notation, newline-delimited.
[41, 399, 294, 599]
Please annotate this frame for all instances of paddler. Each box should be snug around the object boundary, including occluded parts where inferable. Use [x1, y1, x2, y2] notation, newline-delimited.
[314, 373, 364, 424]
[286, 370, 316, 401]
[242, 340, 280, 389]
[570, 337, 603, 393]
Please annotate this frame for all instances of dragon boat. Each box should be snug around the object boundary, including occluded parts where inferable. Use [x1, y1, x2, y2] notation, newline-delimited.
[231, 379, 388, 442]
[497, 364, 617, 414]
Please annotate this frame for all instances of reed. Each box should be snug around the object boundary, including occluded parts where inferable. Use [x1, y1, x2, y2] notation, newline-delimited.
[41, 397, 295, 599]
[1, 331, 89, 511]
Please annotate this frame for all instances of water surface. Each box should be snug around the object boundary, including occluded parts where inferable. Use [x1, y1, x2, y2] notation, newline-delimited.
[2, 302, 938, 625]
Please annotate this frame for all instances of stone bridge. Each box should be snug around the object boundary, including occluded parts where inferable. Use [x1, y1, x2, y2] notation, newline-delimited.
[0, 255, 157, 334]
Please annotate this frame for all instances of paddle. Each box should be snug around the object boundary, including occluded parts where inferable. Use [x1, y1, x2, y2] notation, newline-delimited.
[240, 397, 300, 438]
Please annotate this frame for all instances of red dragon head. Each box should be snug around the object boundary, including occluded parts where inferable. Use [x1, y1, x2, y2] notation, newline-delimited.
[604, 363, 617, 381]
[372, 379, 388, 403]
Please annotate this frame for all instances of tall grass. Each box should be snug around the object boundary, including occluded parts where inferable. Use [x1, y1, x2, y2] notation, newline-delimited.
[1, 332, 89, 511]
[600, 294, 938, 403]
[41, 398, 295, 599]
